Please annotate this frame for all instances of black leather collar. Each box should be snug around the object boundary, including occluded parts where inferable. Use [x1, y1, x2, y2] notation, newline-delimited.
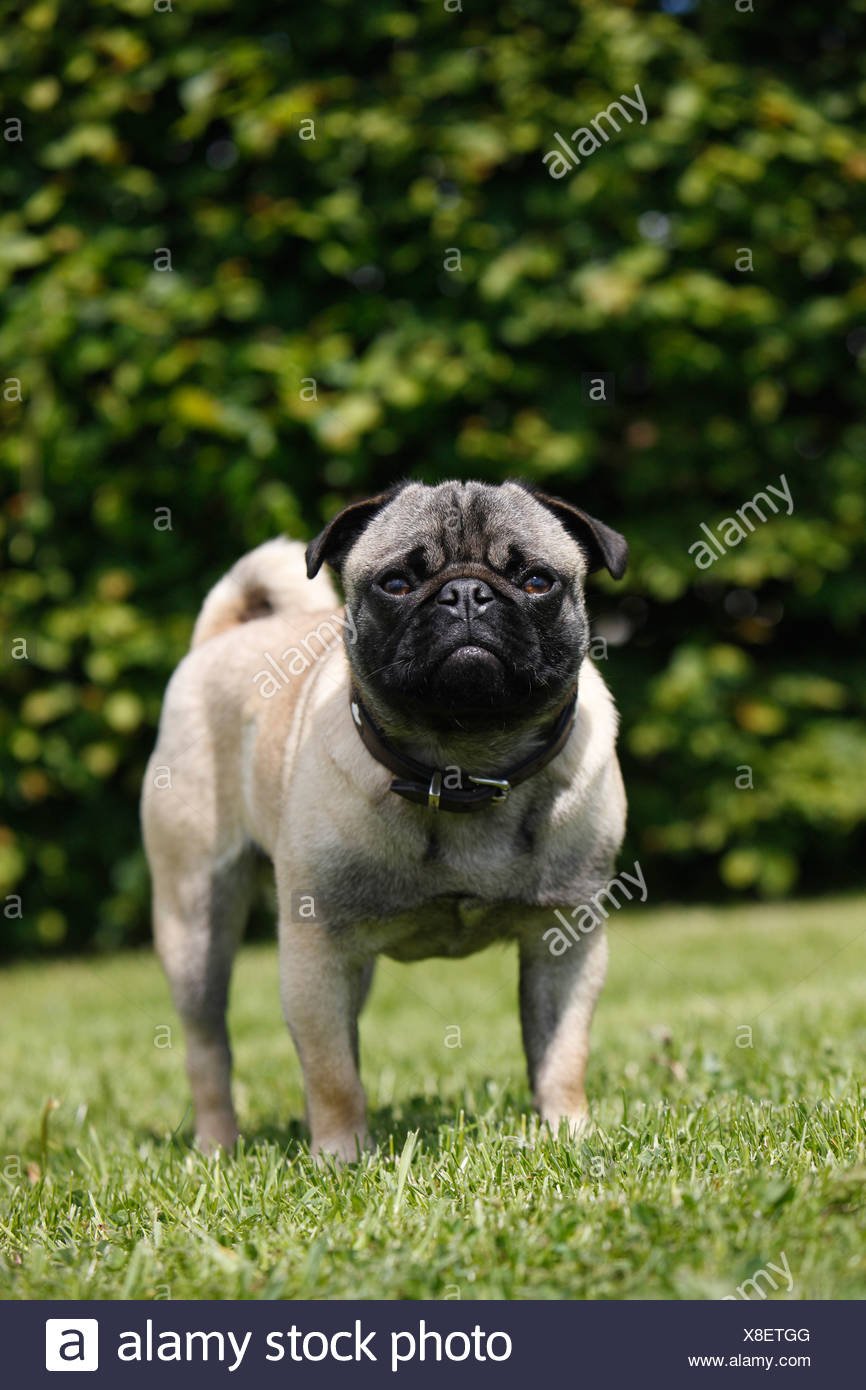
[349, 686, 578, 813]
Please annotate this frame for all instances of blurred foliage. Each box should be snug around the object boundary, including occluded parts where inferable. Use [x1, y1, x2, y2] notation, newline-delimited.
[1, 0, 866, 954]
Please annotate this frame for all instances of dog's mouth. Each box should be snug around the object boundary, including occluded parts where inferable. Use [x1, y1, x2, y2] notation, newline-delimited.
[425, 640, 511, 711]
[439, 642, 504, 669]
[436, 641, 507, 686]
[361, 623, 543, 719]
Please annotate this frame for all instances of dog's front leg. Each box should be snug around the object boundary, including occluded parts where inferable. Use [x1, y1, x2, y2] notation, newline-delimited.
[518, 911, 609, 1136]
[278, 918, 372, 1161]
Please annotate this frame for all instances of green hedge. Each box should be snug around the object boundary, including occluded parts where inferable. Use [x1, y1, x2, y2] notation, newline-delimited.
[2, 0, 866, 953]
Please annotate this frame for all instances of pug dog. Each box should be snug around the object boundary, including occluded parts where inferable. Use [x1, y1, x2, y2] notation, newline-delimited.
[142, 481, 628, 1159]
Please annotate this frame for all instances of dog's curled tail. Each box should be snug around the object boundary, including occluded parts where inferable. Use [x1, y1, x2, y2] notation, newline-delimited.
[189, 537, 339, 650]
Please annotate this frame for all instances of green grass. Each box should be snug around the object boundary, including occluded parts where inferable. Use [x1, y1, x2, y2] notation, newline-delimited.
[1, 896, 865, 1300]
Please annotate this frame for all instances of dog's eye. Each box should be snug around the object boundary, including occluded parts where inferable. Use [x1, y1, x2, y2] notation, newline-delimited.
[380, 574, 412, 597]
[522, 573, 553, 595]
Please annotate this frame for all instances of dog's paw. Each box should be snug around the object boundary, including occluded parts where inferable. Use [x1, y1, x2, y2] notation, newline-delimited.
[195, 1112, 240, 1154]
[311, 1131, 372, 1165]
[536, 1101, 589, 1142]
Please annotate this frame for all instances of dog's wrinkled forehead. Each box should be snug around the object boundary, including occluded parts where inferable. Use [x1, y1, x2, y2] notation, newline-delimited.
[345, 481, 586, 583]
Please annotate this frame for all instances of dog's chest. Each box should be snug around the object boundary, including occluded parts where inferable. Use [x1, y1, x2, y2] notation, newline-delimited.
[308, 803, 542, 954]
[355, 895, 522, 961]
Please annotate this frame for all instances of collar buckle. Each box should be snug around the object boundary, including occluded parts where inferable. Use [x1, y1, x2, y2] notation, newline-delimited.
[467, 775, 511, 804]
[427, 770, 443, 811]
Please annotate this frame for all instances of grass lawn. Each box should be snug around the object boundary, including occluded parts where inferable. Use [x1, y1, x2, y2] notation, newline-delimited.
[1, 895, 865, 1300]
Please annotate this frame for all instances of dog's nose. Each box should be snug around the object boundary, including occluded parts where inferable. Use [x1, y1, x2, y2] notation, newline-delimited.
[436, 576, 495, 618]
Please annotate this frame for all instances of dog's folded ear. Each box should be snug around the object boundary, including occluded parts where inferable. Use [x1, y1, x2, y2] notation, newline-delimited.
[521, 485, 629, 580]
[306, 487, 403, 578]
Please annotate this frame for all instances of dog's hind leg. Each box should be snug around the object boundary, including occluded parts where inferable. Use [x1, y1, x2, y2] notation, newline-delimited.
[151, 850, 256, 1151]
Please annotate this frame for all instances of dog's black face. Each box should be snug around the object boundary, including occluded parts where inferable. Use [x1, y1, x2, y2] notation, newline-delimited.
[354, 548, 583, 723]
[307, 481, 628, 731]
